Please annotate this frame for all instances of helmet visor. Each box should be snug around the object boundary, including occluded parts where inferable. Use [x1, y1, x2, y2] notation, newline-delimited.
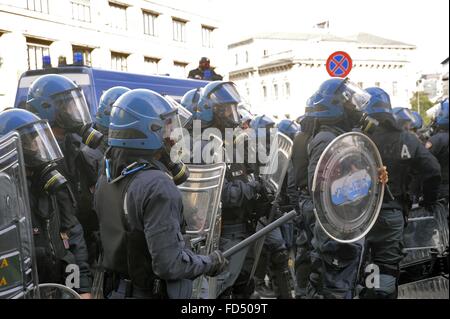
[164, 95, 193, 128]
[208, 83, 242, 105]
[161, 110, 184, 147]
[18, 121, 64, 168]
[340, 82, 371, 111]
[52, 89, 92, 130]
[395, 108, 416, 123]
[213, 103, 240, 127]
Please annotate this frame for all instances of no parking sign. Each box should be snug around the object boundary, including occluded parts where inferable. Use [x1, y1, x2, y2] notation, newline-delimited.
[326, 51, 353, 78]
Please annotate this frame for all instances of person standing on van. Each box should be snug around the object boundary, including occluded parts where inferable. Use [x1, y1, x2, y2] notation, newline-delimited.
[188, 57, 223, 81]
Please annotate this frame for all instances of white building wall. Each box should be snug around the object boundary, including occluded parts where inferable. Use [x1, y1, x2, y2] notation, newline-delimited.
[0, 0, 224, 110]
[229, 36, 417, 119]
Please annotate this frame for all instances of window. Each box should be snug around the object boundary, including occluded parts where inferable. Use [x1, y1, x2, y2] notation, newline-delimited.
[144, 57, 160, 75]
[375, 82, 381, 87]
[26, 38, 51, 70]
[263, 49, 269, 56]
[273, 84, 279, 100]
[262, 85, 267, 100]
[235, 54, 239, 66]
[71, 0, 91, 22]
[173, 61, 188, 78]
[202, 25, 214, 48]
[72, 46, 92, 66]
[172, 18, 186, 42]
[392, 81, 398, 97]
[111, 52, 128, 71]
[109, 2, 127, 30]
[26, 0, 49, 13]
[245, 51, 249, 63]
[143, 10, 158, 36]
[285, 82, 291, 98]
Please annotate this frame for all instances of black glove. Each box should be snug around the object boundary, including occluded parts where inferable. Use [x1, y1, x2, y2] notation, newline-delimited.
[206, 250, 229, 277]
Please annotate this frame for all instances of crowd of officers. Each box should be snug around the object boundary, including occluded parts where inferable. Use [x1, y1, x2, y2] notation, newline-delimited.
[0, 73, 448, 299]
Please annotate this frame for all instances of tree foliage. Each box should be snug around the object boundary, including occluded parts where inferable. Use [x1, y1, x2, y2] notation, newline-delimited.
[410, 91, 434, 125]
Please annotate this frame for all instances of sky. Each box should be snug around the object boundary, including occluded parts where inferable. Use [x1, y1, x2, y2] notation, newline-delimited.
[217, 0, 449, 73]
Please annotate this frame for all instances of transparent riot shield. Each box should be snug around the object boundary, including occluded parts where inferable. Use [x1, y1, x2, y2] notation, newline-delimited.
[250, 132, 293, 282]
[401, 203, 449, 273]
[0, 132, 38, 299]
[30, 283, 81, 299]
[178, 163, 226, 299]
[191, 131, 224, 165]
[260, 132, 293, 197]
[398, 276, 449, 299]
[312, 132, 384, 243]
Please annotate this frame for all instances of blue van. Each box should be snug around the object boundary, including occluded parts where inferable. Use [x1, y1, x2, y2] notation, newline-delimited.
[14, 65, 208, 116]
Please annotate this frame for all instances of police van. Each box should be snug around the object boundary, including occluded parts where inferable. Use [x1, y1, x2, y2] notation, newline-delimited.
[14, 55, 208, 117]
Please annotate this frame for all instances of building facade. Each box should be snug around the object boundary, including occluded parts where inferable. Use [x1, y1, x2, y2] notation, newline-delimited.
[0, 0, 224, 110]
[419, 73, 444, 102]
[228, 32, 417, 119]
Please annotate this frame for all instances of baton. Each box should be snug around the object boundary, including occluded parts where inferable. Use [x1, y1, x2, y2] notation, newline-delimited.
[223, 210, 297, 258]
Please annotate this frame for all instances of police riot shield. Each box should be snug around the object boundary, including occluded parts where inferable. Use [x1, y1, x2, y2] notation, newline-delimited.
[312, 132, 384, 243]
[178, 163, 226, 299]
[400, 203, 449, 280]
[249, 132, 293, 282]
[31, 283, 81, 299]
[260, 132, 293, 197]
[0, 132, 38, 299]
[190, 131, 224, 165]
[398, 276, 449, 299]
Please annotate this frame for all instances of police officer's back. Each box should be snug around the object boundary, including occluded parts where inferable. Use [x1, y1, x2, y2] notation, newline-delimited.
[359, 87, 441, 298]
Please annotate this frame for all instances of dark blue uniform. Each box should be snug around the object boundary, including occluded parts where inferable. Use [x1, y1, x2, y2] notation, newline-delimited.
[362, 124, 441, 298]
[427, 130, 449, 202]
[307, 125, 364, 299]
[28, 181, 92, 293]
[291, 131, 315, 298]
[57, 133, 103, 265]
[95, 154, 215, 299]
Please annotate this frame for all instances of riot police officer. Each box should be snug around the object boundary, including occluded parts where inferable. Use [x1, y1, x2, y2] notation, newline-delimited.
[359, 87, 441, 298]
[426, 99, 449, 203]
[0, 109, 92, 298]
[291, 114, 317, 299]
[238, 104, 254, 130]
[25, 74, 104, 266]
[94, 89, 227, 299]
[180, 88, 202, 131]
[95, 86, 131, 154]
[249, 115, 294, 299]
[189, 81, 261, 298]
[411, 111, 424, 133]
[393, 107, 416, 131]
[304, 78, 373, 299]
